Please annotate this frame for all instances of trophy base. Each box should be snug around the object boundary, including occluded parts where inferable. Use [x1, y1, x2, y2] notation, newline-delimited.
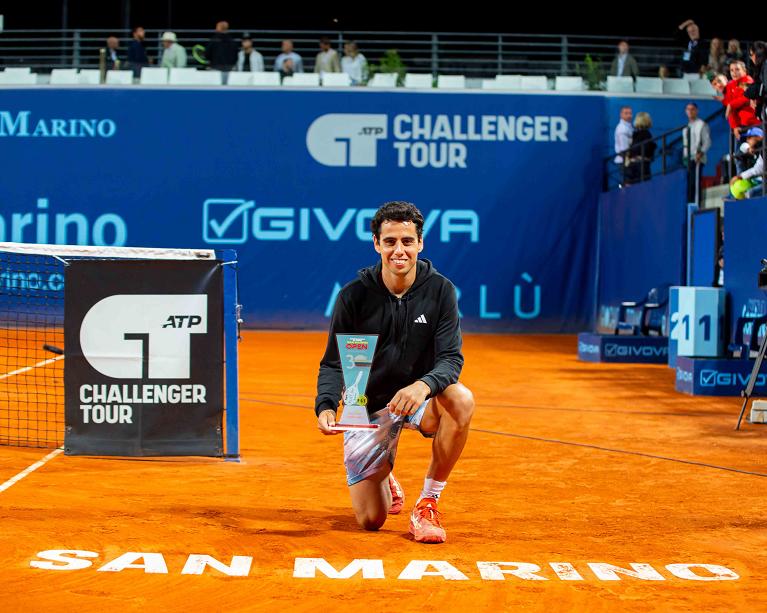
[329, 423, 380, 432]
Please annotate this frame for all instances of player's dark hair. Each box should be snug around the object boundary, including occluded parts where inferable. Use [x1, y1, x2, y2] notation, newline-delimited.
[371, 201, 424, 239]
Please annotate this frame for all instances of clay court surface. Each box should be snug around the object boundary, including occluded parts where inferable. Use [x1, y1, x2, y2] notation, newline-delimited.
[2, 331, 767, 611]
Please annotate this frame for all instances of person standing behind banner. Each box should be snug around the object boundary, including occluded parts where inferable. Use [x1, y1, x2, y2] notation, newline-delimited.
[342, 41, 368, 85]
[104, 36, 122, 71]
[676, 19, 707, 77]
[682, 102, 711, 203]
[160, 32, 187, 68]
[314, 37, 340, 74]
[235, 37, 264, 72]
[274, 40, 304, 74]
[127, 26, 151, 77]
[609, 40, 639, 79]
[206, 21, 238, 71]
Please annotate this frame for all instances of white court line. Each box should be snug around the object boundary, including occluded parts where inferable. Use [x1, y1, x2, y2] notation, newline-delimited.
[0, 355, 64, 381]
[0, 447, 63, 494]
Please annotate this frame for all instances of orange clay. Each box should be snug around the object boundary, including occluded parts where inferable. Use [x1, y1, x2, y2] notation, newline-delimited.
[0, 331, 766, 611]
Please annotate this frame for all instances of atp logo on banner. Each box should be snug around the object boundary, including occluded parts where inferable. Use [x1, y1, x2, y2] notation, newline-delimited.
[80, 295, 208, 379]
[306, 113, 387, 167]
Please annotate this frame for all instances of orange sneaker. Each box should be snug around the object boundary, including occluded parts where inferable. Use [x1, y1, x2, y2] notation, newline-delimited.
[409, 497, 446, 543]
[388, 473, 405, 514]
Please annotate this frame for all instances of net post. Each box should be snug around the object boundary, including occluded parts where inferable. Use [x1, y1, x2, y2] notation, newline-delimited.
[218, 249, 240, 461]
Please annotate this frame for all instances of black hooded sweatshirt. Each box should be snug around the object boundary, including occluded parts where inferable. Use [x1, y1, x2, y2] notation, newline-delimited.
[315, 258, 463, 417]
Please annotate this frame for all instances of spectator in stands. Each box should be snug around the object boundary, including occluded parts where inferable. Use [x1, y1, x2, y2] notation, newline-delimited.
[235, 36, 264, 72]
[127, 26, 150, 77]
[275, 40, 303, 74]
[609, 40, 639, 79]
[744, 41, 767, 119]
[710, 73, 727, 98]
[733, 125, 762, 175]
[624, 112, 657, 184]
[658, 65, 670, 79]
[725, 61, 759, 140]
[707, 38, 726, 75]
[725, 39, 743, 68]
[314, 37, 341, 74]
[730, 127, 764, 198]
[161, 32, 187, 68]
[683, 102, 711, 202]
[342, 41, 368, 85]
[614, 106, 633, 165]
[279, 58, 295, 81]
[105, 36, 121, 71]
[676, 19, 707, 77]
[206, 21, 238, 71]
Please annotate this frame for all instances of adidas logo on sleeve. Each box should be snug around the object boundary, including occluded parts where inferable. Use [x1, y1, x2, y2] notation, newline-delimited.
[414, 314, 428, 324]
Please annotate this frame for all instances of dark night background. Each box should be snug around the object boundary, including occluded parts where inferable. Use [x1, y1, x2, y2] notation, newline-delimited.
[1, 2, 763, 41]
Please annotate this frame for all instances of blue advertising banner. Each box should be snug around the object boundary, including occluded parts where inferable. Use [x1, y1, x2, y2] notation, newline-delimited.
[0, 88, 700, 332]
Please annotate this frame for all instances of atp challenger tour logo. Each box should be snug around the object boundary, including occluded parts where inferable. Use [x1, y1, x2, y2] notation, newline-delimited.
[77, 295, 208, 425]
[306, 112, 569, 169]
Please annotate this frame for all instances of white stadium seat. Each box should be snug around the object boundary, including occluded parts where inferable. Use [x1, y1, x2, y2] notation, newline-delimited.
[635, 77, 663, 94]
[520, 75, 548, 91]
[492, 74, 522, 90]
[368, 73, 397, 88]
[1, 68, 37, 85]
[404, 73, 433, 89]
[322, 72, 351, 87]
[227, 72, 253, 86]
[251, 71, 281, 86]
[662, 78, 691, 95]
[161, 69, 221, 85]
[78, 69, 102, 85]
[606, 76, 634, 93]
[437, 75, 466, 89]
[283, 73, 320, 87]
[683, 73, 702, 81]
[140, 67, 169, 85]
[49, 69, 79, 85]
[689, 79, 714, 96]
[194, 70, 223, 85]
[555, 76, 584, 91]
[106, 70, 133, 85]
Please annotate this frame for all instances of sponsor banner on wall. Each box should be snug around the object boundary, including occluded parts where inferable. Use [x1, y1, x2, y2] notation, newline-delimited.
[64, 260, 224, 456]
[0, 90, 723, 331]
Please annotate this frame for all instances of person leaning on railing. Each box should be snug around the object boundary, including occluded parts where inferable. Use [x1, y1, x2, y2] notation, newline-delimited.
[624, 112, 657, 185]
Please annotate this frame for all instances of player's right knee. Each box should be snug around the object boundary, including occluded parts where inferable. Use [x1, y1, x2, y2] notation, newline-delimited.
[357, 513, 386, 531]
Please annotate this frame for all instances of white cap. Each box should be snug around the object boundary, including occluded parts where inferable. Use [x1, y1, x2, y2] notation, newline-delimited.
[161, 32, 177, 42]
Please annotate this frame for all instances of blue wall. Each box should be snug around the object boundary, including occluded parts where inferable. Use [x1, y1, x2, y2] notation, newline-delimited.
[596, 170, 688, 310]
[0, 89, 702, 331]
[725, 197, 767, 329]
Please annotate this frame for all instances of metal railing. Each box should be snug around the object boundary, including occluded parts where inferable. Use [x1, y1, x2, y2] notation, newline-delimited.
[603, 107, 727, 199]
[0, 28, 687, 78]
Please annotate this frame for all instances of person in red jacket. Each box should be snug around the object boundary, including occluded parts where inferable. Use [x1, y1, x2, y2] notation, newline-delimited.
[726, 61, 760, 139]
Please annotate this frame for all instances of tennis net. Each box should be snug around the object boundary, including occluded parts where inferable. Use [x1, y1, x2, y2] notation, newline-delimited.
[0, 242, 238, 453]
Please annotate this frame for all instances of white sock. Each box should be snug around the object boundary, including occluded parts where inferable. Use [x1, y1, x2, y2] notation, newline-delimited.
[419, 478, 447, 501]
